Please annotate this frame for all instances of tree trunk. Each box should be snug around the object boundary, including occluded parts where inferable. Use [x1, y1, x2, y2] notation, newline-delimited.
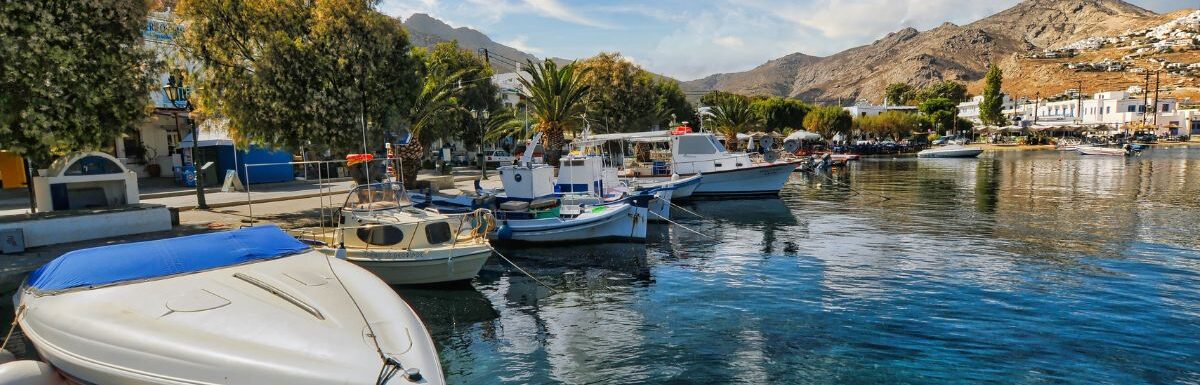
[542, 122, 565, 166]
[396, 140, 425, 189]
[724, 133, 738, 151]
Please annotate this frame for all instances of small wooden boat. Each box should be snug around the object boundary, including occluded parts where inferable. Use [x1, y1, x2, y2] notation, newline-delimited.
[1076, 145, 1132, 156]
[917, 145, 984, 158]
[9, 226, 444, 384]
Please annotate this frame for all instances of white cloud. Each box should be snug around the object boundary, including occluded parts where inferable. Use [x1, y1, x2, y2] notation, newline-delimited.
[502, 35, 543, 54]
[523, 0, 614, 28]
[712, 35, 745, 47]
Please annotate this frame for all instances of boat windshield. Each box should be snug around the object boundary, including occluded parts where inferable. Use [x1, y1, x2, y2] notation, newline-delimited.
[344, 182, 411, 211]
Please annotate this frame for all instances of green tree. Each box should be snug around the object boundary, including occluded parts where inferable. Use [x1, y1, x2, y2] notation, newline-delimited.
[179, 0, 419, 154]
[855, 111, 922, 141]
[751, 97, 810, 132]
[885, 83, 915, 105]
[519, 59, 591, 165]
[918, 97, 959, 133]
[707, 93, 761, 150]
[578, 52, 659, 133]
[914, 80, 968, 104]
[979, 65, 1007, 127]
[396, 69, 465, 186]
[412, 41, 500, 150]
[654, 80, 695, 127]
[803, 106, 852, 140]
[0, 1, 156, 167]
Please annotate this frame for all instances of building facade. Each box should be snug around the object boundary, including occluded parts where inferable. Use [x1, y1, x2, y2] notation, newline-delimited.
[958, 89, 1199, 136]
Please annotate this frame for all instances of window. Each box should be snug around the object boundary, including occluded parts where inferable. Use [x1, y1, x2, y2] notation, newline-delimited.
[425, 222, 452, 244]
[1127, 105, 1136, 113]
[65, 156, 123, 176]
[1106, 107, 1111, 114]
[1162, 104, 1171, 113]
[357, 225, 405, 246]
[676, 136, 717, 155]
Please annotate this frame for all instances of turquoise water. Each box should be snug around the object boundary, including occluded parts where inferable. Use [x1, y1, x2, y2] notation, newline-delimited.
[401, 147, 1200, 384]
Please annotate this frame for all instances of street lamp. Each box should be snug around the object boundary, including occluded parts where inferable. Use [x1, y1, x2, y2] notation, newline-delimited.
[473, 109, 489, 178]
[162, 76, 207, 209]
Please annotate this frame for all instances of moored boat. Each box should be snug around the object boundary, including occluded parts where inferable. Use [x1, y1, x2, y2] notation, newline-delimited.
[917, 145, 984, 158]
[624, 173, 702, 201]
[1076, 145, 1133, 156]
[10, 226, 444, 384]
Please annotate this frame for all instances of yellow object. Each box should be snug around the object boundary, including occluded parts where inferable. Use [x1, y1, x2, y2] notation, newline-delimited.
[0, 152, 27, 190]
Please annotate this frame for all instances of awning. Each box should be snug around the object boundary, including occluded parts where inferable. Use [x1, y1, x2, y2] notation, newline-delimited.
[587, 130, 670, 142]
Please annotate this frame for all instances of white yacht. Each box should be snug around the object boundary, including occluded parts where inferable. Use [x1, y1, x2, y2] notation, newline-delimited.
[917, 145, 984, 158]
[6, 226, 444, 384]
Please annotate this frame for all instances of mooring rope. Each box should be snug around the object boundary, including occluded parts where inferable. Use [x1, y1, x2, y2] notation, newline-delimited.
[650, 210, 716, 239]
[1, 305, 25, 352]
[492, 249, 558, 294]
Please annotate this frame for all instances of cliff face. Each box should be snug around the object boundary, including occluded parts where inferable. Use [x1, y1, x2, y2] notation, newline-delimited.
[682, 0, 1168, 103]
[402, 13, 538, 68]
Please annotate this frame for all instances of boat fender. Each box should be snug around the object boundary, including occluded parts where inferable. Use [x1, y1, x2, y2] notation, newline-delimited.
[496, 224, 513, 240]
[334, 243, 347, 260]
[0, 360, 67, 385]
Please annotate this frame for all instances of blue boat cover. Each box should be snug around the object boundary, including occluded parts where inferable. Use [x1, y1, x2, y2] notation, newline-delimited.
[27, 225, 309, 293]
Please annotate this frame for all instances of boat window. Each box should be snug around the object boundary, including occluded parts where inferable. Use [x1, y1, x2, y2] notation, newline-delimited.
[344, 182, 411, 211]
[357, 225, 405, 246]
[708, 136, 728, 153]
[64, 156, 124, 176]
[425, 222, 452, 244]
[676, 136, 717, 155]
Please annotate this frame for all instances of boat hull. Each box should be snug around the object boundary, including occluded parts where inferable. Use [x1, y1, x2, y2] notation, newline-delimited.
[917, 147, 984, 158]
[318, 244, 493, 285]
[16, 251, 444, 385]
[627, 174, 702, 200]
[490, 202, 649, 243]
[648, 189, 672, 222]
[690, 162, 799, 197]
[1076, 146, 1129, 156]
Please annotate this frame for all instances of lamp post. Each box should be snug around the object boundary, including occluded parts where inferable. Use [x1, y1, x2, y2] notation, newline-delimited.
[474, 109, 489, 178]
[163, 77, 207, 209]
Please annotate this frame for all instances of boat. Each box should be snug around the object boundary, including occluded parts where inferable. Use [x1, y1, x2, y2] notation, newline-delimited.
[296, 182, 494, 285]
[625, 173, 702, 201]
[7, 226, 444, 384]
[1077, 145, 1133, 156]
[917, 145, 984, 158]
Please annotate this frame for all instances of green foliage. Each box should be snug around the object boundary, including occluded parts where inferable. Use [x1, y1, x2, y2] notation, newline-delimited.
[482, 107, 525, 142]
[802, 106, 852, 139]
[707, 93, 762, 149]
[914, 80, 968, 104]
[885, 83, 915, 105]
[854, 111, 923, 140]
[519, 58, 591, 165]
[0, 1, 156, 167]
[179, 0, 419, 153]
[918, 97, 959, 132]
[412, 41, 499, 148]
[979, 65, 1007, 127]
[750, 97, 810, 132]
[578, 53, 657, 133]
[654, 80, 695, 126]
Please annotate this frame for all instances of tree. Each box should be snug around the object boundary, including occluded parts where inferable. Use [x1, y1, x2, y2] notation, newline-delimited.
[914, 80, 968, 104]
[654, 80, 695, 127]
[803, 106, 852, 140]
[0, 1, 156, 167]
[707, 93, 761, 150]
[979, 65, 1007, 127]
[855, 111, 922, 141]
[577, 53, 659, 133]
[411, 41, 499, 150]
[395, 69, 465, 187]
[884, 83, 915, 106]
[519, 59, 590, 165]
[751, 97, 810, 132]
[179, 0, 419, 154]
[918, 97, 959, 133]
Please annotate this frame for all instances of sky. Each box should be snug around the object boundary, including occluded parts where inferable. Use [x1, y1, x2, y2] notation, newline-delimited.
[378, 0, 1195, 81]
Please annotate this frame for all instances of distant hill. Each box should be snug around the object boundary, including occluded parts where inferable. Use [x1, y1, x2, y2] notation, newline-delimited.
[402, 13, 538, 72]
[681, 0, 1186, 104]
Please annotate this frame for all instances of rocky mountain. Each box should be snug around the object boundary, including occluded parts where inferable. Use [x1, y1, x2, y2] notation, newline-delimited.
[682, 0, 1174, 104]
[402, 13, 538, 71]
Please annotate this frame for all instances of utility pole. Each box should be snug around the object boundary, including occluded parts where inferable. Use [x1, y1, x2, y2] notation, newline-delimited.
[1152, 70, 1161, 128]
[1033, 92, 1040, 125]
[1142, 72, 1151, 125]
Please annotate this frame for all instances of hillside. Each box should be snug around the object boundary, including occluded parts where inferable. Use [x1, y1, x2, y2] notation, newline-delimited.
[402, 13, 538, 71]
[682, 0, 1184, 104]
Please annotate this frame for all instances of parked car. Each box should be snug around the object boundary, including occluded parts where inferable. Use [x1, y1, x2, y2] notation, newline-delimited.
[931, 137, 949, 145]
[484, 150, 515, 165]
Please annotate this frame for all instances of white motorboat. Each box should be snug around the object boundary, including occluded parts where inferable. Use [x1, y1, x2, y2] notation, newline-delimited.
[917, 145, 984, 158]
[8, 226, 443, 384]
[624, 173, 702, 201]
[1076, 145, 1132, 156]
[297, 182, 494, 285]
[671, 133, 801, 196]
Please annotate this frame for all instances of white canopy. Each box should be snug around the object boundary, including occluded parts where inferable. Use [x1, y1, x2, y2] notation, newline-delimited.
[785, 130, 822, 142]
[587, 130, 670, 142]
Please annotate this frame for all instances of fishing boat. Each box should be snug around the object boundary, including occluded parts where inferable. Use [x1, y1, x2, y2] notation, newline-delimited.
[604, 130, 801, 197]
[917, 145, 984, 158]
[624, 173, 702, 201]
[296, 182, 494, 285]
[1077, 145, 1133, 156]
[7, 226, 444, 384]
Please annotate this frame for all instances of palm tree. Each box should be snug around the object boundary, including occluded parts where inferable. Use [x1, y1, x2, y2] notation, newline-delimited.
[396, 69, 465, 187]
[518, 59, 590, 165]
[482, 106, 526, 143]
[708, 93, 762, 151]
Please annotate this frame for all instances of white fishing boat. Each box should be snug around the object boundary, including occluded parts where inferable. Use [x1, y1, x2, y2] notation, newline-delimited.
[6, 226, 443, 384]
[296, 182, 494, 285]
[604, 131, 800, 197]
[1076, 145, 1133, 156]
[624, 173, 702, 200]
[917, 145, 984, 158]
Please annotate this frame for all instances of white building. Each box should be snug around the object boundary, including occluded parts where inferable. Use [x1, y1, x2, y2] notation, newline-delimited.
[843, 102, 917, 118]
[491, 72, 529, 109]
[960, 89, 1200, 136]
[957, 94, 1017, 123]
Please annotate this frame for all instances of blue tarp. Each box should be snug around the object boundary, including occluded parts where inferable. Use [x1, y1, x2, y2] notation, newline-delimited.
[27, 226, 309, 293]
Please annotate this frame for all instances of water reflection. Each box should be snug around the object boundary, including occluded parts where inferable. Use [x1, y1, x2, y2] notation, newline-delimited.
[417, 147, 1200, 384]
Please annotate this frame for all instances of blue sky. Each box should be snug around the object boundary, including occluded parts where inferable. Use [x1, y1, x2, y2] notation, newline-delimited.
[379, 0, 1193, 81]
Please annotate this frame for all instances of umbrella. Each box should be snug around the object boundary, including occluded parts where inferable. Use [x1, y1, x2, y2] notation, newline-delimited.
[785, 130, 822, 142]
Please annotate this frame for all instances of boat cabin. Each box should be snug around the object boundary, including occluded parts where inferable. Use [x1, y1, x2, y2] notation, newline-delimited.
[335, 183, 457, 250]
